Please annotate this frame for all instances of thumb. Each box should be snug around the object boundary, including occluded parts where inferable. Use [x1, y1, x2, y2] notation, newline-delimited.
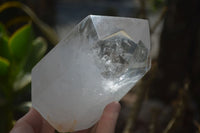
[96, 101, 121, 133]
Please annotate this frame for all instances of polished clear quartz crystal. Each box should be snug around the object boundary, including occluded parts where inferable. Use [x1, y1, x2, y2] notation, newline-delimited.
[31, 15, 151, 132]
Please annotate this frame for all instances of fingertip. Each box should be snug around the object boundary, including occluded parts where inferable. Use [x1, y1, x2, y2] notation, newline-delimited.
[106, 101, 121, 112]
[96, 102, 121, 133]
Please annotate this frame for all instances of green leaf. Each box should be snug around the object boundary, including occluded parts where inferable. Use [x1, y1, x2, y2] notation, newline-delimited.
[31, 37, 47, 61]
[13, 72, 31, 91]
[0, 23, 10, 59]
[0, 1, 58, 45]
[0, 23, 7, 36]
[0, 56, 10, 76]
[0, 36, 10, 59]
[9, 24, 33, 61]
[24, 37, 47, 72]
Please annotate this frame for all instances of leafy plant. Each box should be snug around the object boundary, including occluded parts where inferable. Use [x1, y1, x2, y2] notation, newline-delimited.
[0, 1, 58, 132]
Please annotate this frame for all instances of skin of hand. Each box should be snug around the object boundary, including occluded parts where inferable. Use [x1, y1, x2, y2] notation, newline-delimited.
[10, 102, 121, 133]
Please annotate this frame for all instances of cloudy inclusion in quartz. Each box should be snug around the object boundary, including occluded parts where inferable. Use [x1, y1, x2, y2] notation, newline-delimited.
[32, 15, 151, 132]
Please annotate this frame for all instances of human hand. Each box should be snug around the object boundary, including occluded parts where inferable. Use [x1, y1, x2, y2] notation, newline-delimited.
[10, 102, 121, 133]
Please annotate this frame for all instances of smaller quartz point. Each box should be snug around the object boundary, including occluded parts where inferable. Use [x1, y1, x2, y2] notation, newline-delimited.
[31, 15, 151, 132]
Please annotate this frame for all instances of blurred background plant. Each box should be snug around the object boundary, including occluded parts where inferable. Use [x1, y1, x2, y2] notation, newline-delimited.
[0, 1, 58, 132]
[0, 0, 200, 133]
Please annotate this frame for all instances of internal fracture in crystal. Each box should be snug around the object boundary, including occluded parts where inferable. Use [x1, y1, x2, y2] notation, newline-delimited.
[93, 31, 148, 79]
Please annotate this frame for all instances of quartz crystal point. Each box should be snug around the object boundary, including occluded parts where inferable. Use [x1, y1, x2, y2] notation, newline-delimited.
[31, 15, 151, 132]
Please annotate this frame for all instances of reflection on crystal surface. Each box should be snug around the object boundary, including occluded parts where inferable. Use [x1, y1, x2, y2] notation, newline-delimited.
[32, 15, 151, 132]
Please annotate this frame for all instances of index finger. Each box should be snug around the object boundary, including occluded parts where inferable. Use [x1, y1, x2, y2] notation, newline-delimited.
[10, 108, 54, 133]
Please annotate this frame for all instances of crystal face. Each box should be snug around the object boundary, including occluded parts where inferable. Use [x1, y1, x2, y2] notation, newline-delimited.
[31, 15, 151, 132]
